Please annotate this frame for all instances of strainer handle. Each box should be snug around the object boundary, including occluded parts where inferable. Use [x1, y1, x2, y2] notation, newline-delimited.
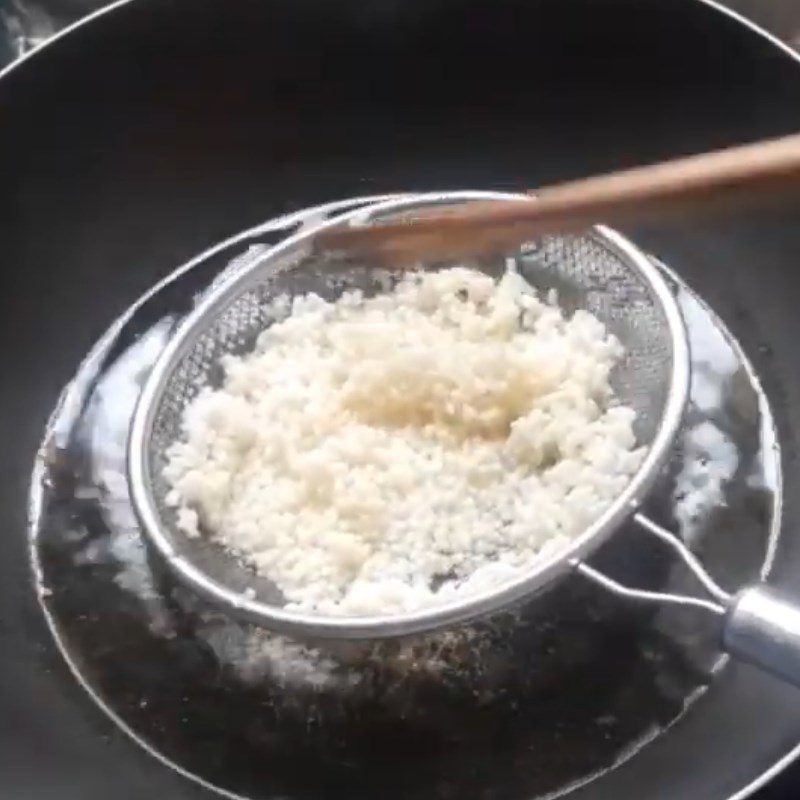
[723, 585, 800, 689]
[576, 516, 800, 688]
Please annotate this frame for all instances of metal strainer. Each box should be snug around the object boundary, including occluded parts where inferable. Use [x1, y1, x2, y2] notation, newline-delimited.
[129, 192, 800, 686]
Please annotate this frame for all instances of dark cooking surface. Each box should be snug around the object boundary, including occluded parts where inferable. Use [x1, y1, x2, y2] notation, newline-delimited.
[27, 193, 780, 800]
[3, 0, 800, 798]
[5, 0, 800, 54]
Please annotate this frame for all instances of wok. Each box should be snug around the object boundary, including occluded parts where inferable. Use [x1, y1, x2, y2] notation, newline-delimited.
[2, 1, 800, 798]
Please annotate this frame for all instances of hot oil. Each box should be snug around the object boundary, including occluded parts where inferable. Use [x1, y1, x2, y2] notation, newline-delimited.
[29, 201, 781, 800]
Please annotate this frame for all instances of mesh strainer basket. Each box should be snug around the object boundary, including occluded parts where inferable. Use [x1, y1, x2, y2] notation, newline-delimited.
[128, 193, 800, 687]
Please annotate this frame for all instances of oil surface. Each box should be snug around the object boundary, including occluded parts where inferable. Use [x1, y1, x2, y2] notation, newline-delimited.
[29, 199, 781, 800]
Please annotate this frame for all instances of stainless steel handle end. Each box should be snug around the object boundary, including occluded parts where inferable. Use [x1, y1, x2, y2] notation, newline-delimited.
[724, 585, 800, 688]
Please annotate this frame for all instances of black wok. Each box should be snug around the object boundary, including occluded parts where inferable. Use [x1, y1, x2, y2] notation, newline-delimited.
[2, 1, 800, 798]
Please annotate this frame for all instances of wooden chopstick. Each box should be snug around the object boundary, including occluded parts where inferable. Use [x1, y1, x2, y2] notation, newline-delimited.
[316, 132, 800, 264]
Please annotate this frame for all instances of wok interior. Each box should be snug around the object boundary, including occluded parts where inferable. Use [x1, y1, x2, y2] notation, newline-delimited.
[4, 0, 799, 796]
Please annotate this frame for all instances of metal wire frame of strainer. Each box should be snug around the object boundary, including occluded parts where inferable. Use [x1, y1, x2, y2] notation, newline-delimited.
[128, 190, 698, 642]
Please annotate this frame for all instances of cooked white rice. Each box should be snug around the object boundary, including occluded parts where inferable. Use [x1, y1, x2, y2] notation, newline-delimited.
[164, 266, 643, 616]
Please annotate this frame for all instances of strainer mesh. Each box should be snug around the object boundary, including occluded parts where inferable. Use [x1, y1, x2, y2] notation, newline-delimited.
[139, 220, 678, 621]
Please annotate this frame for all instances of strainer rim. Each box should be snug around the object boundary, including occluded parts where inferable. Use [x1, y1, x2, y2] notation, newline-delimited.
[128, 191, 690, 639]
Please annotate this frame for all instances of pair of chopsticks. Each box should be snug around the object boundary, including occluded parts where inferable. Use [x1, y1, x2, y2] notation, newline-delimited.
[317, 132, 800, 263]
